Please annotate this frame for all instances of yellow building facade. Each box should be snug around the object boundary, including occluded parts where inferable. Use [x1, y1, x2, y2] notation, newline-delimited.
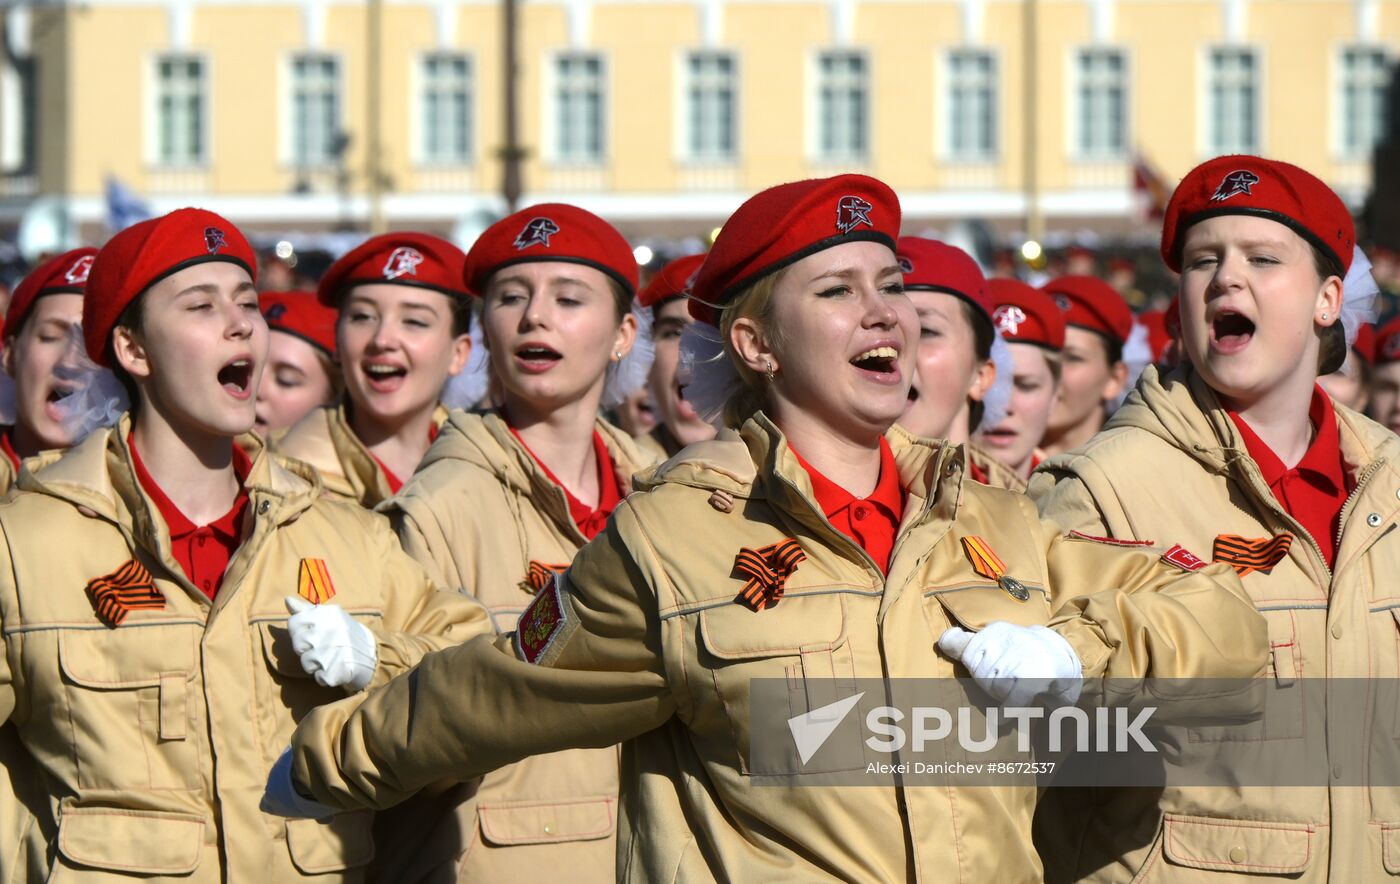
[0, 0, 1395, 242]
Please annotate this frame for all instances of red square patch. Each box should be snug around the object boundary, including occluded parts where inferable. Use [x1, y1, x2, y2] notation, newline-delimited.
[515, 574, 570, 665]
[1162, 544, 1207, 572]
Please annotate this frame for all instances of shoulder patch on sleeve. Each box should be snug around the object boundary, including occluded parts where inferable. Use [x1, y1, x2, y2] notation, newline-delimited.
[1162, 544, 1208, 572]
[1065, 530, 1156, 547]
[514, 572, 576, 665]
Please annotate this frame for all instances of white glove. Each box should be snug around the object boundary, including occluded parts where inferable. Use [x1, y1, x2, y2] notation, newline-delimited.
[284, 596, 378, 692]
[261, 747, 338, 819]
[937, 621, 1083, 707]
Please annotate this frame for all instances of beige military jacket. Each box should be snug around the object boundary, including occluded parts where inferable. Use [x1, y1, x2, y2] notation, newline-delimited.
[631, 426, 678, 465]
[0, 440, 34, 884]
[965, 442, 1028, 493]
[0, 416, 489, 881]
[276, 401, 449, 508]
[1031, 364, 1400, 883]
[291, 413, 1266, 882]
[371, 409, 648, 883]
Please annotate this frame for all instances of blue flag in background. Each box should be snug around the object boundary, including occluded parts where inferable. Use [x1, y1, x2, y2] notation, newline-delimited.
[104, 176, 152, 232]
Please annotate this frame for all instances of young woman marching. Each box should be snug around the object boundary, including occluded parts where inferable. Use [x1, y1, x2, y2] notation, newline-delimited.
[277, 233, 471, 507]
[973, 279, 1066, 488]
[0, 247, 94, 881]
[893, 236, 1018, 489]
[1037, 275, 1133, 458]
[269, 175, 1266, 882]
[0, 248, 95, 489]
[1319, 319, 1374, 412]
[1030, 155, 1394, 883]
[633, 252, 716, 462]
[359, 204, 650, 882]
[254, 290, 341, 439]
[0, 209, 486, 881]
[1368, 317, 1400, 433]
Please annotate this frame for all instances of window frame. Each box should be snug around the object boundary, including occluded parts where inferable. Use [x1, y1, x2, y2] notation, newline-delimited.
[677, 49, 740, 165]
[809, 47, 871, 164]
[546, 50, 608, 166]
[1068, 46, 1130, 162]
[147, 51, 211, 169]
[1200, 44, 1264, 157]
[415, 51, 476, 167]
[1333, 44, 1392, 160]
[282, 51, 346, 169]
[940, 47, 1000, 163]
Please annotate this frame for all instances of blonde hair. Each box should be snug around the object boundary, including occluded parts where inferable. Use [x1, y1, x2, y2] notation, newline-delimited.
[718, 272, 785, 429]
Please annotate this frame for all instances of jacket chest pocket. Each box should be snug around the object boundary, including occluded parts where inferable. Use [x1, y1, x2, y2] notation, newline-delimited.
[696, 592, 864, 776]
[1188, 610, 1304, 744]
[924, 582, 1053, 635]
[57, 626, 201, 791]
[253, 621, 356, 760]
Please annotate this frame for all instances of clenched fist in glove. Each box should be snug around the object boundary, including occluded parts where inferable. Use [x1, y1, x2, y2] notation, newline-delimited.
[938, 621, 1083, 707]
[284, 596, 378, 692]
[261, 747, 338, 820]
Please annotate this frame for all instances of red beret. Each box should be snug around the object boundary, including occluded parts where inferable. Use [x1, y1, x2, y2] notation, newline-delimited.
[463, 204, 638, 298]
[1041, 275, 1134, 345]
[6, 247, 97, 340]
[1351, 323, 1376, 365]
[84, 208, 257, 365]
[986, 279, 1065, 350]
[1376, 318, 1400, 364]
[896, 237, 993, 321]
[318, 232, 468, 306]
[689, 174, 900, 325]
[1136, 310, 1172, 365]
[1161, 155, 1355, 275]
[261, 290, 337, 357]
[638, 253, 707, 309]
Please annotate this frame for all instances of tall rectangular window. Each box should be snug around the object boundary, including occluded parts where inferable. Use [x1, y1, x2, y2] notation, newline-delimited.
[1339, 47, 1391, 157]
[946, 50, 997, 161]
[555, 53, 605, 163]
[815, 51, 868, 162]
[290, 54, 341, 166]
[684, 51, 737, 162]
[1074, 48, 1127, 159]
[154, 55, 207, 166]
[1207, 47, 1259, 154]
[421, 53, 473, 164]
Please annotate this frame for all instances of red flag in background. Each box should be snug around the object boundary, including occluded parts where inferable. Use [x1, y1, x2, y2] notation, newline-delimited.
[1133, 153, 1171, 222]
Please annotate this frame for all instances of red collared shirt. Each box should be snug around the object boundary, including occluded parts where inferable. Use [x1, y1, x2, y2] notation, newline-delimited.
[129, 435, 252, 600]
[509, 426, 624, 541]
[0, 432, 20, 475]
[1227, 386, 1352, 568]
[968, 459, 989, 485]
[367, 422, 441, 496]
[792, 437, 906, 575]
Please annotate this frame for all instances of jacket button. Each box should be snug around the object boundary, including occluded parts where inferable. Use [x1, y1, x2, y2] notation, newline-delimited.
[1228, 846, 1246, 863]
[1368, 513, 1383, 527]
[1331, 623, 1343, 639]
[543, 824, 554, 835]
[258, 500, 271, 515]
[707, 490, 734, 513]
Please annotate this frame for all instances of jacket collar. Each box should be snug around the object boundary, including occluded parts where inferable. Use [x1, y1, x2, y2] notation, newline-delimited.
[1113, 363, 1400, 491]
[324, 399, 451, 506]
[418, 408, 648, 540]
[22, 413, 323, 556]
[636, 411, 961, 535]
